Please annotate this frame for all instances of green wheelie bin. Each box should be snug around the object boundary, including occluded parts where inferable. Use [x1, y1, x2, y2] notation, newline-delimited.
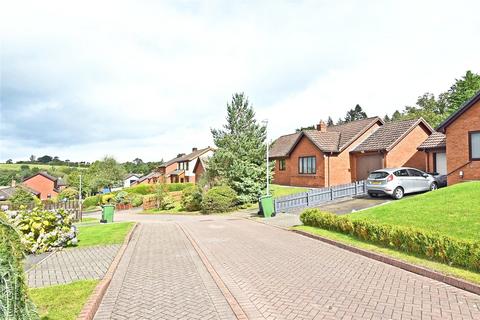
[259, 195, 275, 218]
[101, 204, 115, 223]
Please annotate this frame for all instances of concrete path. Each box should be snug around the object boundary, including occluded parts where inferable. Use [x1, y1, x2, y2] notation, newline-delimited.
[27, 245, 120, 288]
[94, 213, 480, 320]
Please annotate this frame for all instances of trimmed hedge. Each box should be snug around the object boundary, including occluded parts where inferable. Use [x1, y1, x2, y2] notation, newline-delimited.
[0, 213, 39, 319]
[300, 209, 480, 272]
[123, 184, 154, 195]
[201, 186, 238, 214]
[82, 195, 101, 208]
[166, 183, 194, 192]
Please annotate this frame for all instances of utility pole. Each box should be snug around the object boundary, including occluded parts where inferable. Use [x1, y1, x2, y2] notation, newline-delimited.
[79, 174, 83, 221]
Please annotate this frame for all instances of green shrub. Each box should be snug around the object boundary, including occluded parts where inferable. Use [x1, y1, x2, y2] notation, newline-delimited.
[114, 191, 129, 204]
[58, 187, 79, 200]
[131, 195, 143, 207]
[101, 194, 114, 204]
[82, 195, 101, 208]
[166, 183, 194, 192]
[181, 186, 203, 211]
[10, 188, 35, 207]
[201, 186, 238, 214]
[123, 184, 154, 195]
[300, 209, 480, 272]
[0, 213, 39, 319]
[10, 207, 78, 254]
[162, 195, 176, 210]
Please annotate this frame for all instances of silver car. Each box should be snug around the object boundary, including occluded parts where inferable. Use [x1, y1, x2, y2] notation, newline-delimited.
[366, 167, 438, 200]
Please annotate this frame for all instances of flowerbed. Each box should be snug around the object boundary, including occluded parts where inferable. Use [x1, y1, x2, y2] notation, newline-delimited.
[300, 209, 480, 271]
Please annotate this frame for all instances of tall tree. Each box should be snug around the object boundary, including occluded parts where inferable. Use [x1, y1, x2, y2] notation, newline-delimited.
[383, 114, 391, 122]
[207, 93, 270, 203]
[327, 116, 334, 126]
[37, 155, 52, 163]
[344, 104, 367, 123]
[444, 70, 480, 114]
[86, 156, 126, 192]
[29, 155, 36, 162]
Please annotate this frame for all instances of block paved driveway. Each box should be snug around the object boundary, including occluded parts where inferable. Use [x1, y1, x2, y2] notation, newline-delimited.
[96, 213, 480, 319]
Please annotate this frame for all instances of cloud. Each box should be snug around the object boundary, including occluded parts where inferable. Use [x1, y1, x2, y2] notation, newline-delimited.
[1, 0, 479, 162]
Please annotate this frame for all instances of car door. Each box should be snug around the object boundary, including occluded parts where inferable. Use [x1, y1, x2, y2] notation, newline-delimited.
[407, 169, 429, 191]
[393, 169, 413, 193]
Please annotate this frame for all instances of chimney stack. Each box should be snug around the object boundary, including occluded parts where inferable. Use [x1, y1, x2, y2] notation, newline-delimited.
[316, 120, 327, 132]
[192, 147, 198, 152]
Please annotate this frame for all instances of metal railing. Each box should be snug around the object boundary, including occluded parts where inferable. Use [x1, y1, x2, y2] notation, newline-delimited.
[274, 180, 366, 213]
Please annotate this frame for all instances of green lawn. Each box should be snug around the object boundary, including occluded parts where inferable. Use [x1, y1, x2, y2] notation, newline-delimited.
[30, 280, 98, 320]
[76, 222, 134, 247]
[293, 226, 480, 285]
[270, 184, 308, 198]
[348, 181, 480, 241]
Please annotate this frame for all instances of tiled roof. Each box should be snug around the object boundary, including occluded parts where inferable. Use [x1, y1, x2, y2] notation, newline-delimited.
[352, 118, 432, 152]
[417, 132, 446, 150]
[170, 169, 185, 176]
[178, 147, 214, 162]
[269, 132, 301, 158]
[24, 171, 58, 183]
[269, 117, 382, 158]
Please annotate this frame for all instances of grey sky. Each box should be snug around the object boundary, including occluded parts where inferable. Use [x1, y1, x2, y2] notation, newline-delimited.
[1, 0, 479, 162]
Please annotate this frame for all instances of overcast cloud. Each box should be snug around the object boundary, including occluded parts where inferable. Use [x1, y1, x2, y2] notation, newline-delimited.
[1, 0, 479, 162]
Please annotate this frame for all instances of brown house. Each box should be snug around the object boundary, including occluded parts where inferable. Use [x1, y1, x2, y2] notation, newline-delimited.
[270, 117, 434, 188]
[23, 172, 66, 200]
[436, 90, 480, 185]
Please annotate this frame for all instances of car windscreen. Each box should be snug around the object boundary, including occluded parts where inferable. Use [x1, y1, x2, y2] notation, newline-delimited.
[368, 171, 389, 179]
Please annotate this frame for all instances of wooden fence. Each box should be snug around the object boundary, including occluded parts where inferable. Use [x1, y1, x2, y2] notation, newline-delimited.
[6, 200, 81, 221]
[274, 180, 366, 213]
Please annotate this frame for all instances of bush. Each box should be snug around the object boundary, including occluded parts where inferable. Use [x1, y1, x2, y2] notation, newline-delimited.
[201, 186, 237, 214]
[114, 191, 129, 204]
[131, 195, 143, 207]
[0, 213, 39, 319]
[300, 209, 480, 272]
[10, 188, 35, 207]
[166, 183, 194, 192]
[101, 194, 114, 204]
[9, 207, 77, 254]
[82, 195, 101, 208]
[181, 186, 203, 211]
[58, 187, 79, 200]
[123, 184, 154, 195]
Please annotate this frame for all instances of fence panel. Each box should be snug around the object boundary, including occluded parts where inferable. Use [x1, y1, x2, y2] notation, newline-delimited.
[274, 180, 366, 213]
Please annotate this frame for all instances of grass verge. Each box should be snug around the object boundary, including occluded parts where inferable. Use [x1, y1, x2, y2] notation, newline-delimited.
[76, 222, 134, 247]
[293, 225, 480, 285]
[271, 184, 308, 198]
[30, 280, 98, 320]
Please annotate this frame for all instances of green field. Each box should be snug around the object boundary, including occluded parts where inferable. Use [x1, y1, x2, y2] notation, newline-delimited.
[30, 280, 98, 320]
[0, 163, 87, 171]
[348, 181, 480, 241]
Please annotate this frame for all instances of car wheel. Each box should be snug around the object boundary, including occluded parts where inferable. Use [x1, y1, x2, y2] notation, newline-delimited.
[369, 193, 378, 198]
[392, 187, 404, 200]
[430, 182, 438, 191]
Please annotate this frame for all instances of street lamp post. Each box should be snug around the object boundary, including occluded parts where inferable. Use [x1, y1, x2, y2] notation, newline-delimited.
[262, 119, 270, 195]
[79, 174, 83, 221]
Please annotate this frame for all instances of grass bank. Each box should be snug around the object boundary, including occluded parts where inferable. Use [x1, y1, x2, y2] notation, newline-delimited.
[76, 222, 134, 247]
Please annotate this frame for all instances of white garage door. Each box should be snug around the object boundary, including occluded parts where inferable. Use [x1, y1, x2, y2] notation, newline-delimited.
[435, 152, 447, 175]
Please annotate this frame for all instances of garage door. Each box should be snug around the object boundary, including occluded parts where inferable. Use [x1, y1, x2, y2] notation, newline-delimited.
[435, 152, 447, 175]
[356, 154, 384, 181]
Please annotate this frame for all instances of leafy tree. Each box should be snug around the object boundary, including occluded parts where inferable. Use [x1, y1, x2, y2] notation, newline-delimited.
[327, 116, 334, 126]
[383, 114, 391, 122]
[391, 110, 402, 121]
[37, 155, 53, 163]
[86, 156, 126, 192]
[344, 104, 367, 123]
[58, 187, 79, 200]
[10, 188, 35, 206]
[444, 70, 480, 114]
[336, 118, 345, 125]
[0, 170, 17, 186]
[6, 159, 13, 164]
[207, 93, 270, 203]
[29, 155, 36, 162]
[295, 125, 315, 132]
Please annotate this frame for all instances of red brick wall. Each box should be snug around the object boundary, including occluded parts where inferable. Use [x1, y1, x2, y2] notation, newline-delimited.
[23, 175, 57, 200]
[272, 135, 325, 187]
[193, 162, 204, 184]
[445, 100, 480, 184]
[385, 124, 430, 170]
[329, 123, 381, 185]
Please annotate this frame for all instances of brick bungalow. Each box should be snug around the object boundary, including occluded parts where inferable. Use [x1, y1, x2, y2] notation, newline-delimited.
[22, 172, 66, 200]
[270, 117, 433, 188]
[436, 90, 480, 185]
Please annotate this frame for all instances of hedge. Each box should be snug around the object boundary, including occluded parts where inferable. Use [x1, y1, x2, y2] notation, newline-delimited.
[123, 184, 154, 195]
[82, 195, 101, 208]
[0, 213, 39, 319]
[300, 209, 480, 272]
[201, 186, 238, 214]
[166, 183, 194, 192]
[181, 186, 202, 211]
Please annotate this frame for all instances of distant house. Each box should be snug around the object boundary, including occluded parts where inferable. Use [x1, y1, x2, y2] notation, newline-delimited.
[436, 90, 480, 185]
[137, 147, 215, 185]
[192, 155, 210, 183]
[270, 117, 434, 188]
[123, 174, 141, 188]
[22, 172, 66, 200]
[0, 185, 40, 201]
